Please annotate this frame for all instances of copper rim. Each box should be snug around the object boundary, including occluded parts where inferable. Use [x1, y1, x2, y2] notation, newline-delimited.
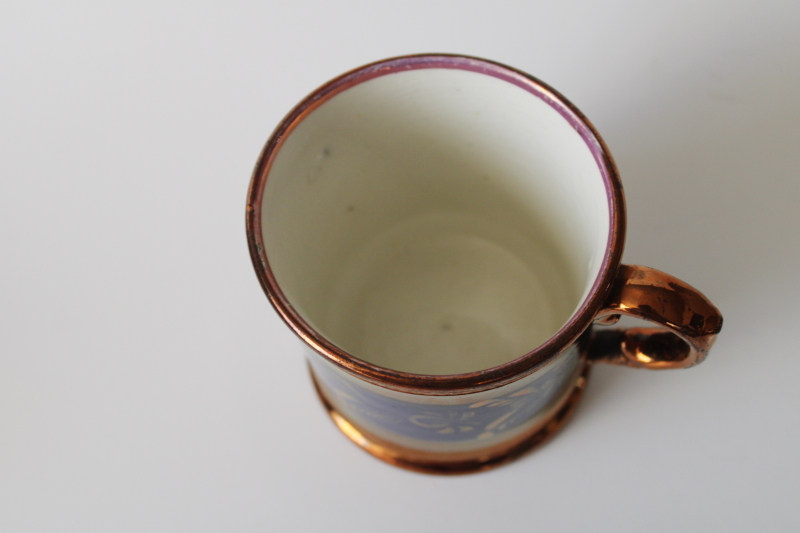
[246, 53, 626, 395]
[311, 363, 590, 474]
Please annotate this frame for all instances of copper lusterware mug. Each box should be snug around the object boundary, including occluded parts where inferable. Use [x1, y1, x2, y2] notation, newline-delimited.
[246, 54, 723, 474]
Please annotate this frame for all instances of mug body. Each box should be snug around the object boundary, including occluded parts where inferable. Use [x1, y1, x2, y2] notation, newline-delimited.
[307, 341, 586, 472]
[247, 55, 625, 473]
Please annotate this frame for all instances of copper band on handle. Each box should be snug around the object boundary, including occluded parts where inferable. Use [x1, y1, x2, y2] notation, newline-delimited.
[589, 265, 723, 369]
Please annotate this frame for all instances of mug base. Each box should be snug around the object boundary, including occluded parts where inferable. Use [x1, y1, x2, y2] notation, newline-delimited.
[310, 363, 590, 475]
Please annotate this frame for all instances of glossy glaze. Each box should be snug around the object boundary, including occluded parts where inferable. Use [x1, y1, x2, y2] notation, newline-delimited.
[245, 54, 723, 474]
[589, 265, 722, 369]
[246, 54, 625, 395]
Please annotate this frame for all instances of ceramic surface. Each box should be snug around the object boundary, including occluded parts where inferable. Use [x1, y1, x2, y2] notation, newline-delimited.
[309, 343, 581, 453]
[245, 54, 723, 473]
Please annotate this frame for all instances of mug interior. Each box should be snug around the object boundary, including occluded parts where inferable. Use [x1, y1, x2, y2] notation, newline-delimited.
[261, 63, 610, 375]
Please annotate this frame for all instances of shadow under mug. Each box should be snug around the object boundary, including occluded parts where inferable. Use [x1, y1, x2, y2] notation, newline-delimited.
[246, 54, 723, 474]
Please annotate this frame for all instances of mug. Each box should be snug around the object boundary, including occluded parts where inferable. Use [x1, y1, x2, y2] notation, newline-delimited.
[245, 54, 722, 474]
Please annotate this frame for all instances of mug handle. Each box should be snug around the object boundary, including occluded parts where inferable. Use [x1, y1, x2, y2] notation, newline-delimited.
[588, 265, 723, 369]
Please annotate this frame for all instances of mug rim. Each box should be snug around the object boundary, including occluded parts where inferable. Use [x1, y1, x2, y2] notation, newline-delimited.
[246, 53, 626, 395]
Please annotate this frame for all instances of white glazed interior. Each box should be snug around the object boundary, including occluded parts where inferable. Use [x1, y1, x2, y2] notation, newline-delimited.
[262, 67, 609, 375]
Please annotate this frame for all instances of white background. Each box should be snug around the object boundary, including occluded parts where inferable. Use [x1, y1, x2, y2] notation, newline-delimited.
[2, 1, 799, 531]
